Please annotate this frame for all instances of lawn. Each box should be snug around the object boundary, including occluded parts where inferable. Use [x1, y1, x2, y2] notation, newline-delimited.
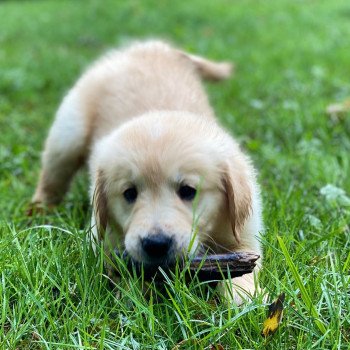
[1, 0, 350, 349]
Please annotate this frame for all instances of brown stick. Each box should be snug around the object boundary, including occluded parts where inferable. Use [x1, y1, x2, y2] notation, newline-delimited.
[188, 252, 259, 280]
[112, 251, 259, 282]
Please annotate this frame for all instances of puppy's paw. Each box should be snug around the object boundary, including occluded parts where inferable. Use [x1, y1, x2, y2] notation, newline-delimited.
[26, 201, 56, 216]
[217, 273, 260, 306]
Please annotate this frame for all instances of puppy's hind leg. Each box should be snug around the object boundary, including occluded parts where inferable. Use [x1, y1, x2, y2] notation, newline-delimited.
[32, 89, 88, 206]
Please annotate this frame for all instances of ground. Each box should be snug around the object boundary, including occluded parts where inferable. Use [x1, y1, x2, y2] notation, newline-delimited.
[0, 0, 349, 349]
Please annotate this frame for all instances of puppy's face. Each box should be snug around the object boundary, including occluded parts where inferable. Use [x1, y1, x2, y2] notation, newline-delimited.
[92, 112, 252, 267]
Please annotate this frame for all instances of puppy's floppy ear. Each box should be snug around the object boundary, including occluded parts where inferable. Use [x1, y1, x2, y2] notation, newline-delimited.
[93, 170, 108, 240]
[222, 162, 252, 244]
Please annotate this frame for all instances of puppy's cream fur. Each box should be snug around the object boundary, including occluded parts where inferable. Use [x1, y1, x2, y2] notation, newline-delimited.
[33, 41, 263, 304]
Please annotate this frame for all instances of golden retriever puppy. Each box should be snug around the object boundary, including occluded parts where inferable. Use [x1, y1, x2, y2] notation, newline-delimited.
[32, 40, 263, 304]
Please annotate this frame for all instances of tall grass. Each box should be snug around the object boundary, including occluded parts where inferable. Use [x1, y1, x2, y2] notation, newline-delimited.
[1, 0, 349, 348]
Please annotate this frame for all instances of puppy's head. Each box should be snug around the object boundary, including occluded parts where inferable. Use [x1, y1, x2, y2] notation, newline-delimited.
[90, 112, 253, 268]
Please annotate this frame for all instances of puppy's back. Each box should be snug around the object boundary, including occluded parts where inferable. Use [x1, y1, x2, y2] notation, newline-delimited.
[75, 41, 217, 143]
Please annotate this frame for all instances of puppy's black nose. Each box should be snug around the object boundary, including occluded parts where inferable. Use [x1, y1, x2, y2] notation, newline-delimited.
[141, 233, 173, 259]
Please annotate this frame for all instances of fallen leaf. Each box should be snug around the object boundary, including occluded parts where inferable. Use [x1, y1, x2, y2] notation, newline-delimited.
[171, 339, 199, 350]
[262, 293, 285, 337]
[326, 100, 350, 114]
[210, 345, 224, 350]
[326, 99, 350, 121]
[32, 332, 40, 341]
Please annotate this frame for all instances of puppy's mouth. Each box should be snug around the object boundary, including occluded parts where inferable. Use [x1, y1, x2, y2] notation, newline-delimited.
[113, 249, 180, 281]
[111, 248, 260, 282]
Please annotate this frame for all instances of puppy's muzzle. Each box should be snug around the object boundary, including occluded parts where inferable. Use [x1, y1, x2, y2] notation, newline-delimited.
[141, 233, 174, 263]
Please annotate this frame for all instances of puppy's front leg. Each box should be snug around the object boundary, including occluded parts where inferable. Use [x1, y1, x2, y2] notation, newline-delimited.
[32, 90, 87, 205]
[217, 270, 259, 305]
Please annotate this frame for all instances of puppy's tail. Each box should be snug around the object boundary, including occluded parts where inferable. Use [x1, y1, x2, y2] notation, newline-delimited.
[180, 51, 234, 82]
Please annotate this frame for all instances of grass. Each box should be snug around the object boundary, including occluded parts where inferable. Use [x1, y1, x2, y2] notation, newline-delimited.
[1, 0, 350, 348]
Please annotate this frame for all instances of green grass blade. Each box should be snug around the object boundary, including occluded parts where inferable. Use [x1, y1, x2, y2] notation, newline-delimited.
[277, 235, 327, 334]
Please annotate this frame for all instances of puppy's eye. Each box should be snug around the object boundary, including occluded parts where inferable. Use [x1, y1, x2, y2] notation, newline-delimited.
[123, 187, 138, 204]
[178, 185, 197, 201]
